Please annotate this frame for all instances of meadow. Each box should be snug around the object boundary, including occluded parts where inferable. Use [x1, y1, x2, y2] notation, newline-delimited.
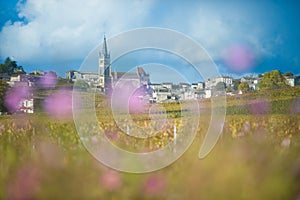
[0, 86, 300, 199]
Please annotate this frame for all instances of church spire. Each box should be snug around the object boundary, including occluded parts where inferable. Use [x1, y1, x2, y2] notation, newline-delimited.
[102, 35, 108, 57]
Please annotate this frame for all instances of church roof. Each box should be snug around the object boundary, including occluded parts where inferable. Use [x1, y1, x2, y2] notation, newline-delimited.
[101, 35, 109, 57]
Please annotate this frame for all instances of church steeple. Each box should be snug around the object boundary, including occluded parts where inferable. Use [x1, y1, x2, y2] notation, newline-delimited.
[99, 34, 112, 93]
[102, 35, 109, 57]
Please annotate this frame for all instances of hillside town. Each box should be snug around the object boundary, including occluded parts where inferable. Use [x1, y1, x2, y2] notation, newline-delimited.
[66, 36, 300, 102]
[0, 37, 300, 114]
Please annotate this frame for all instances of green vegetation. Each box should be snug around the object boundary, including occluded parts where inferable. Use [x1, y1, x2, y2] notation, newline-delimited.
[0, 80, 9, 112]
[0, 85, 300, 199]
[0, 57, 25, 75]
[238, 82, 250, 93]
[258, 70, 288, 90]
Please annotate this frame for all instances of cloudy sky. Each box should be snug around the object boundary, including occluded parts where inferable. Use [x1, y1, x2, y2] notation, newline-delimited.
[0, 0, 299, 80]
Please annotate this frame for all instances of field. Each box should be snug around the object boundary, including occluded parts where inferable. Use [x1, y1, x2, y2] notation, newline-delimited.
[1, 87, 300, 199]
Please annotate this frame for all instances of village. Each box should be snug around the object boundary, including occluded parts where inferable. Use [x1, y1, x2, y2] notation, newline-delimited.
[1, 36, 300, 114]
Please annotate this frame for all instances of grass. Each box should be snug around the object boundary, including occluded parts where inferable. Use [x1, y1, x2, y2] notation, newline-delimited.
[0, 86, 300, 199]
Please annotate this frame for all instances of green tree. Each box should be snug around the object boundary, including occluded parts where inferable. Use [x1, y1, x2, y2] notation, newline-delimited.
[233, 79, 241, 91]
[258, 70, 288, 90]
[284, 72, 293, 77]
[238, 82, 250, 93]
[0, 80, 10, 112]
[75, 80, 89, 91]
[0, 57, 25, 75]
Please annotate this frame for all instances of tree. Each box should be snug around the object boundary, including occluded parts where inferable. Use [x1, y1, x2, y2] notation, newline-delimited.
[75, 80, 89, 90]
[238, 82, 250, 93]
[233, 79, 241, 91]
[284, 72, 293, 77]
[0, 57, 26, 75]
[258, 70, 288, 90]
[0, 80, 10, 112]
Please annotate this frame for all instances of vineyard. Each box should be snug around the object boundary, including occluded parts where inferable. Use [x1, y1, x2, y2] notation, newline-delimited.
[0, 86, 300, 199]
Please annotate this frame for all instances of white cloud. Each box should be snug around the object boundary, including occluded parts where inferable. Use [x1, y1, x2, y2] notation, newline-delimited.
[0, 0, 155, 68]
[156, 2, 277, 68]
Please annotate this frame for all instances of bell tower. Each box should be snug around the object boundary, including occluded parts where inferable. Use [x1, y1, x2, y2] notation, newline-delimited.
[99, 35, 112, 92]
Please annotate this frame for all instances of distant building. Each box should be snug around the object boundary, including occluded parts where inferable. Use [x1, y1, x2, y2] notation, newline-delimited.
[66, 36, 151, 94]
[205, 76, 232, 89]
[241, 76, 260, 90]
[19, 98, 34, 113]
[284, 76, 296, 87]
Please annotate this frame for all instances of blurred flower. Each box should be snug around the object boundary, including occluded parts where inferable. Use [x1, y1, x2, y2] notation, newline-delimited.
[243, 121, 250, 132]
[0, 123, 4, 134]
[44, 89, 72, 119]
[111, 79, 146, 114]
[281, 137, 291, 148]
[249, 100, 269, 115]
[38, 142, 65, 168]
[237, 131, 244, 137]
[4, 86, 31, 113]
[38, 71, 57, 88]
[142, 174, 167, 197]
[290, 97, 300, 114]
[223, 44, 255, 73]
[12, 114, 32, 130]
[100, 170, 122, 191]
[6, 163, 41, 200]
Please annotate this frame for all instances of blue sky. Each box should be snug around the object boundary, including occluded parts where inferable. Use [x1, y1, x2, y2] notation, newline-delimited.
[0, 0, 300, 81]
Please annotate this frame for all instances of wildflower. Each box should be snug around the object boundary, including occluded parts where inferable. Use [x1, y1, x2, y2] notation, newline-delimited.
[100, 170, 122, 191]
[142, 174, 167, 197]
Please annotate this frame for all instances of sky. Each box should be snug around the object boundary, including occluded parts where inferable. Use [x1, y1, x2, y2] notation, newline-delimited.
[0, 0, 300, 82]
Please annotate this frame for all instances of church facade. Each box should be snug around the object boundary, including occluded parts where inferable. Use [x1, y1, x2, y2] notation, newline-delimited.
[98, 36, 150, 94]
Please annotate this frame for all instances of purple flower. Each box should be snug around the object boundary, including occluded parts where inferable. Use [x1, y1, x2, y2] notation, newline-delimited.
[4, 86, 31, 113]
[223, 44, 255, 73]
[6, 163, 41, 200]
[290, 97, 300, 114]
[44, 89, 72, 119]
[38, 71, 57, 88]
[142, 174, 167, 196]
[249, 100, 270, 115]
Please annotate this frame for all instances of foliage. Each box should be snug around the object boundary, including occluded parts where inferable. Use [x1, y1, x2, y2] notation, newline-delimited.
[284, 72, 293, 77]
[0, 107, 300, 199]
[233, 79, 241, 91]
[74, 80, 89, 91]
[0, 80, 10, 112]
[258, 70, 288, 90]
[238, 82, 250, 93]
[1, 86, 300, 199]
[0, 57, 25, 75]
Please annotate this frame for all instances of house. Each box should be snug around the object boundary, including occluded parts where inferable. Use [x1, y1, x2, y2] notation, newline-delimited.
[284, 76, 296, 87]
[241, 76, 260, 90]
[19, 98, 34, 113]
[205, 76, 233, 89]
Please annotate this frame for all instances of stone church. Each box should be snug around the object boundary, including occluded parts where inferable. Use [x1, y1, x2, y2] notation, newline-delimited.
[98, 36, 150, 94]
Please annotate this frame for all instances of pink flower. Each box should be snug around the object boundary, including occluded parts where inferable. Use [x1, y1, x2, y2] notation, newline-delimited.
[111, 80, 147, 114]
[142, 174, 167, 196]
[223, 44, 255, 73]
[44, 89, 72, 119]
[100, 170, 122, 191]
[290, 97, 300, 114]
[4, 86, 31, 113]
[6, 163, 41, 200]
[249, 100, 270, 115]
[38, 71, 57, 88]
